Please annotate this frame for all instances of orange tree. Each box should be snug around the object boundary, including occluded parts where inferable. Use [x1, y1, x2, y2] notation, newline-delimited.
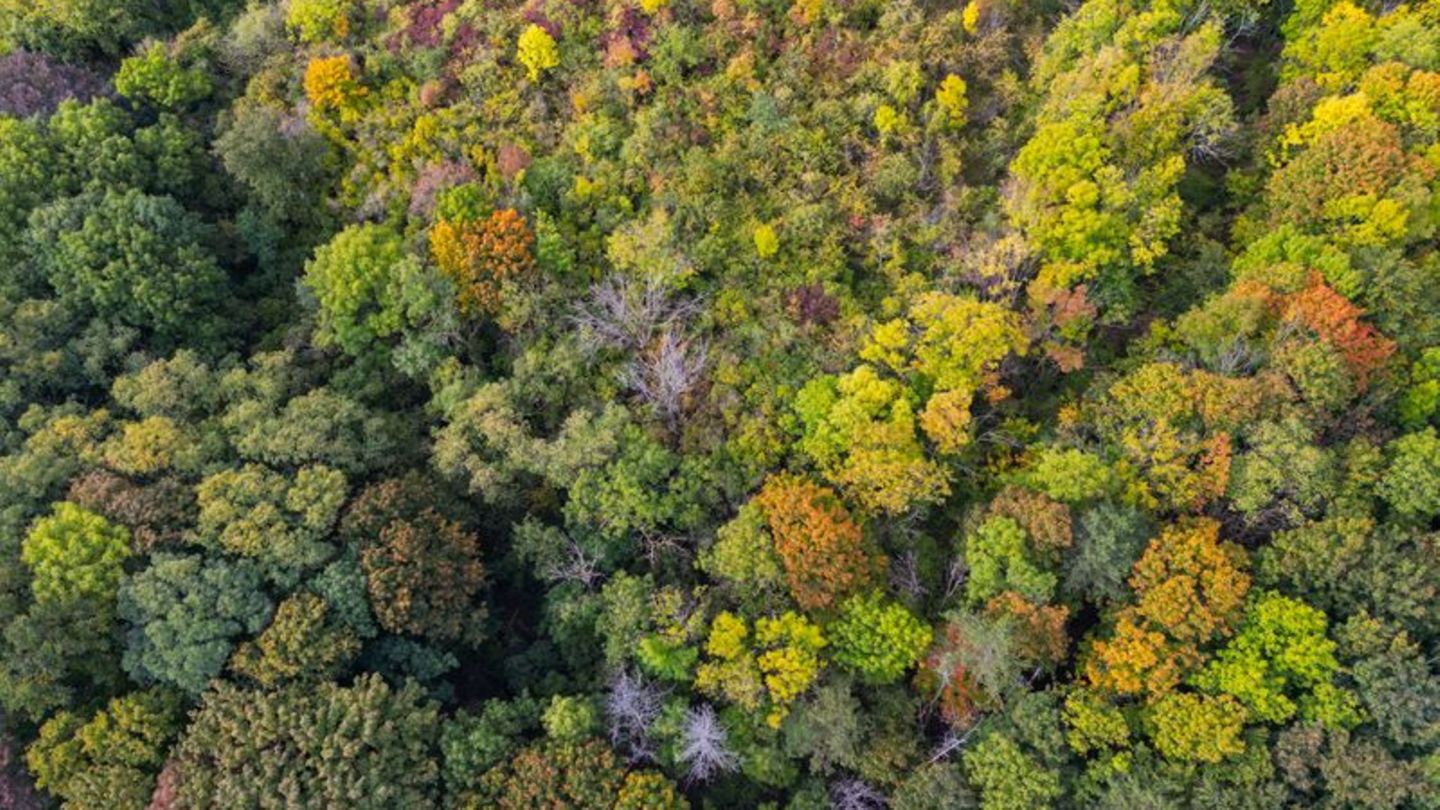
[752, 474, 883, 611]
[429, 208, 536, 318]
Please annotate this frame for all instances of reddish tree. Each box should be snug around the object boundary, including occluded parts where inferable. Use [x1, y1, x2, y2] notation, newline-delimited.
[1283, 273, 1397, 389]
[753, 474, 882, 611]
[342, 476, 486, 643]
[430, 208, 536, 317]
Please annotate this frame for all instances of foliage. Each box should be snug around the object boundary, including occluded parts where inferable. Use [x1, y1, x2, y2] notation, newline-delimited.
[753, 474, 881, 611]
[1085, 519, 1250, 697]
[341, 476, 487, 644]
[964, 732, 1063, 810]
[21, 502, 129, 607]
[117, 553, 273, 694]
[170, 676, 440, 808]
[114, 43, 210, 109]
[516, 25, 559, 82]
[475, 739, 625, 809]
[1193, 591, 1360, 727]
[2, 0, 1438, 805]
[696, 610, 827, 729]
[430, 208, 536, 317]
[229, 592, 360, 687]
[25, 688, 182, 809]
[27, 189, 224, 341]
[795, 367, 950, 514]
[829, 592, 932, 685]
[1145, 692, 1247, 764]
[302, 223, 408, 358]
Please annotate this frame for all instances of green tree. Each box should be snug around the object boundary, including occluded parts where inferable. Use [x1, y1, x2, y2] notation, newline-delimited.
[441, 697, 543, 804]
[27, 189, 225, 341]
[25, 688, 183, 810]
[965, 732, 1063, 810]
[117, 553, 273, 694]
[965, 516, 1056, 605]
[1194, 591, 1360, 727]
[0, 598, 124, 723]
[21, 502, 130, 607]
[171, 675, 441, 808]
[114, 43, 212, 109]
[1378, 428, 1440, 523]
[829, 592, 933, 685]
[302, 223, 409, 358]
[0, 117, 51, 278]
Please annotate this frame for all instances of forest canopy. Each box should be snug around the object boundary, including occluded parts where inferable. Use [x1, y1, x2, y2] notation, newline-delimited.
[1, 0, 1439, 806]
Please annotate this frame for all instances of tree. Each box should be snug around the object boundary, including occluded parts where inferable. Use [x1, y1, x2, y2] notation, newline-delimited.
[229, 592, 360, 687]
[114, 43, 211, 109]
[829, 592, 933, 685]
[21, 502, 130, 607]
[1378, 428, 1440, 523]
[341, 475, 486, 644]
[429, 208, 536, 317]
[0, 598, 125, 723]
[441, 696, 543, 804]
[1062, 502, 1150, 605]
[516, 25, 559, 81]
[117, 553, 273, 694]
[194, 464, 346, 586]
[302, 55, 366, 113]
[863, 292, 1027, 403]
[302, 223, 408, 358]
[934, 75, 969, 129]
[964, 732, 1063, 810]
[171, 675, 440, 808]
[794, 366, 950, 514]
[698, 501, 787, 608]
[677, 703, 740, 783]
[0, 733, 43, 810]
[1144, 692, 1246, 764]
[964, 516, 1057, 605]
[0, 116, 51, 274]
[285, 0, 352, 43]
[921, 612, 1020, 727]
[695, 611, 827, 728]
[223, 383, 413, 476]
[214, 102, 333, 226]
[25, 688, 183, 810]
[1085, 520, 1250, 697]
[0, 50, 108, 119]
[542, 695, 598, 743]
[1006, 0, 1233, 323]
[753, 474, 882, 611]
[1257, 515, 1440, 640]
[0, 0, 160, 57]
[27, 189, 225, 341]
[616, 770, 689, 809]
[475, 739, 625, 809]
[1194, 591, 1360, 727]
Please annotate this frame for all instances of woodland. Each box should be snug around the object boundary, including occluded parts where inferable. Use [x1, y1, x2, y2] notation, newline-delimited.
[0, 0, 1439, 806]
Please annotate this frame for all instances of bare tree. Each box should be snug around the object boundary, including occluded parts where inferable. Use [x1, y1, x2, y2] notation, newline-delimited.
[889, 549, 928, 601]
[621, 330, 709, 429]
[830, 778, 888, 810]
[572, 275, 703, 355]
[941, 556, 968, 604]
[606, 670, 665, 761]
[541, 539, 604, 589]
[678, 704, 739, 783]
